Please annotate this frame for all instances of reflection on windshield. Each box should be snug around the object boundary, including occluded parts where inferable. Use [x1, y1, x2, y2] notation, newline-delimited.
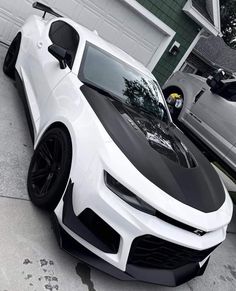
[123, 77, 166, 120]
[79, 44, 169, 122]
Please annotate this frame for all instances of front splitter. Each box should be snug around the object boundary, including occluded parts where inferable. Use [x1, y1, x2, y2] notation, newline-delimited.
[51, 213, 210, 287]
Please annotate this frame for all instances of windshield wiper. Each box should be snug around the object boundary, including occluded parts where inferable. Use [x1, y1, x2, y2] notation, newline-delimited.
[82, 81, 169, 123]
[82, 81, 112, 97]
[125, 102, 158, 118]
[82, 81, 122, 104]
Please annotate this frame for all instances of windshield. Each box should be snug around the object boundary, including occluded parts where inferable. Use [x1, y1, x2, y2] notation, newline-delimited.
[79, 43, 170, 122]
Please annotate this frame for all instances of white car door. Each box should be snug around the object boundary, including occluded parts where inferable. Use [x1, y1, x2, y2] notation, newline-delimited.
[23, 19, 79, 132]
[184, 81, 236, 161]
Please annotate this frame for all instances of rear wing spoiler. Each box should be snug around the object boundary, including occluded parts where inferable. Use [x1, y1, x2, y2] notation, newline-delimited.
[32, 2, 62, 19]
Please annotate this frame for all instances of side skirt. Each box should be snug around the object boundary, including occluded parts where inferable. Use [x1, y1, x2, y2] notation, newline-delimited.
[15, 69, 35, 142]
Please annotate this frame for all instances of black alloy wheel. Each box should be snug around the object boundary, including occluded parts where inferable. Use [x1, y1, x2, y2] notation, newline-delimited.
[3, 33, 21, 79]
[28, 127, 72, 210]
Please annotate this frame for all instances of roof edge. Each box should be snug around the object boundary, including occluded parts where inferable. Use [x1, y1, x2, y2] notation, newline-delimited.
[192, 49, 234, 74]
[183, 0, 222, 36]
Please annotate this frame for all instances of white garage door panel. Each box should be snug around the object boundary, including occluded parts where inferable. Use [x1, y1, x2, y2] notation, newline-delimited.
[107, 0, 128, 24]
[133, 43, 154, 65]
[76, 6, 101, 31]
[99, 20, 121, 45]
[0, 11, 20, 43]
[0, 0, 174, 68]
[119, 32, 136, 55]
[53, 0, 78, 19]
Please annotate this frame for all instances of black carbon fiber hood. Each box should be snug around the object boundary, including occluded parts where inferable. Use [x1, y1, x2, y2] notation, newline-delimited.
[81, 85, 225, 213]
[116, 103, 196, 169]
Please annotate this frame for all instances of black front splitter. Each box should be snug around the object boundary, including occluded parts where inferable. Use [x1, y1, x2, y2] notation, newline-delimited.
[51, 213, 210, 287]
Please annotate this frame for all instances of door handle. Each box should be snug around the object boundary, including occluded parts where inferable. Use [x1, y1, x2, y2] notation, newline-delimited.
[194, 89, 205, 103]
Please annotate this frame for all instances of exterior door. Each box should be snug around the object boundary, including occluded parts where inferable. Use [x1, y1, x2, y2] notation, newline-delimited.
[186, 84, 236, 159]
[24, 19, 79, 127]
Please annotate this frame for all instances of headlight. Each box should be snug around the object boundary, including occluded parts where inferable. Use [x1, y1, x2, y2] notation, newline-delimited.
[104, 171, 156, 215]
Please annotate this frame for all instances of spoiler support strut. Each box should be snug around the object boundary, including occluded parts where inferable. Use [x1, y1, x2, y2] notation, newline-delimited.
[32, 2, 62, 19]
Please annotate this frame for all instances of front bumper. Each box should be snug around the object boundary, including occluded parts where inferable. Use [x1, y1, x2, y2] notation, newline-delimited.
[52, 213, 210, 286]
[53, 180, 222, 286]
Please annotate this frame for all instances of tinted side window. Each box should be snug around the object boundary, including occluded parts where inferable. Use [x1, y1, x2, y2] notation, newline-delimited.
[49, 21, 79, 69]
[219, 82, 236, 102]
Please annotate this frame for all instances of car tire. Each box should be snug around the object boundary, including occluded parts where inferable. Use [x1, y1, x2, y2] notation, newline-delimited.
[27, 127, 72, 210]
[3, 33, 21, 79]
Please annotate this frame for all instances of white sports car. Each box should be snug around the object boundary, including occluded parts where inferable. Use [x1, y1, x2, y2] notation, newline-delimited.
[3, 2, 233, 286]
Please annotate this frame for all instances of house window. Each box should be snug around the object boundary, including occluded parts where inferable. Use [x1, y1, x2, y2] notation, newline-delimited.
[181, 62, 198, 74]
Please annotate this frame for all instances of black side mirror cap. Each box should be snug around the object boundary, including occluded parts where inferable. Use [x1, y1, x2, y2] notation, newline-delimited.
[48, 44, 67, 69]
[206, 76, 224, 94]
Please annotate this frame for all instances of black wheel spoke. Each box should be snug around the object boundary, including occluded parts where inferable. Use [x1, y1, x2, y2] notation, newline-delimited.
[52, 137, 61, 162]
[40, 174, 54, 196]
[31, 168, 49, 184]
[38, 142, 53, 165]
[31, 138, 61, 197]
[28, 127, 71, 209]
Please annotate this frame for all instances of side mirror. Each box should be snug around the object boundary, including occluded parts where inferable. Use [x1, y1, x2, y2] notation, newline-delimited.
[206, 75, 224, 94]
[48, 44, 67, 69]
[214, 69, 226, 82]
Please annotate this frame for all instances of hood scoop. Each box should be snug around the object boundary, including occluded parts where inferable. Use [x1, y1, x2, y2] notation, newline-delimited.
[122, 108, 196, 168]
[146, 131, 196, 168]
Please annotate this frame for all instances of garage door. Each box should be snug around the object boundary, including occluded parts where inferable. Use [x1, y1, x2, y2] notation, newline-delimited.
[0, 0, 174, 70]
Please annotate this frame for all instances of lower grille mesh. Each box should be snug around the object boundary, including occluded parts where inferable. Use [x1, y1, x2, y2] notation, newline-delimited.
[128, 235, 219, 269]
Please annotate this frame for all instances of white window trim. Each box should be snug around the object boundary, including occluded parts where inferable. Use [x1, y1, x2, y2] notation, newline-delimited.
[213, 0, 221, 31]
[122, 0, 176, 70]
[173, 29, 203, 73]
[180, 62, 198, 74]
[183, 0, 222, 36]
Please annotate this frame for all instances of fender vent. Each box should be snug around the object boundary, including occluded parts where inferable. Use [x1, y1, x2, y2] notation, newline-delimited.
[62, 181, 120, 253]
[78, 208, 120, 254]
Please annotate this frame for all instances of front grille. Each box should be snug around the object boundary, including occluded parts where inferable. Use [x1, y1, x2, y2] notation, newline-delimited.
[128, 235, 219, 270]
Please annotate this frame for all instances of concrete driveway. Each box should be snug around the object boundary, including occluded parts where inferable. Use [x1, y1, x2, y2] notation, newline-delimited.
[0, 44, 235, 291]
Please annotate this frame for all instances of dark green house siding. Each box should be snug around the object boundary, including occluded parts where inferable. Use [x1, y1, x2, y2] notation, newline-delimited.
[136, 0, 200, 85]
